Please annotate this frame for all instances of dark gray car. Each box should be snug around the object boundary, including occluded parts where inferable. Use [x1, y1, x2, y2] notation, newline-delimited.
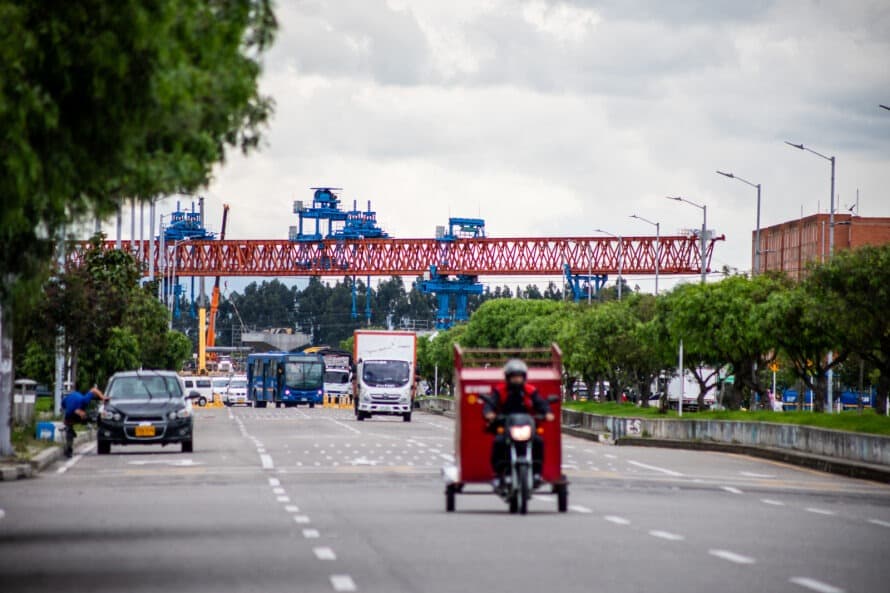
[97, 371, 196, 454]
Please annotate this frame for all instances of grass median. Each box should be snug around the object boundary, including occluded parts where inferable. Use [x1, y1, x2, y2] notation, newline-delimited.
[564, 401, 890, 436]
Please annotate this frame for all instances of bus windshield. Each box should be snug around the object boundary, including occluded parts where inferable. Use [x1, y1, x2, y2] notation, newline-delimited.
[362, 361, 410, 388]
[285, 360, 323, 390]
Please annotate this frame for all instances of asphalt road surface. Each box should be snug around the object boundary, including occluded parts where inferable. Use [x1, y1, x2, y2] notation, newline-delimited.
[1, 407, 888, 593]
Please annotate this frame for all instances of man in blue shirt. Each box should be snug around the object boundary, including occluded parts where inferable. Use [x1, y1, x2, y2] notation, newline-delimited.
[62, 386, 107, 458]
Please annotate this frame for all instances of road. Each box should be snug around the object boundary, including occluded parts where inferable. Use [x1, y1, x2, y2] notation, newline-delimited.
[1, 407, 888, 593]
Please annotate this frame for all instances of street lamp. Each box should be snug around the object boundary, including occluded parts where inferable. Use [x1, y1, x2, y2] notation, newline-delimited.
[717, 170, 762, 275]
[666, 196, 708, 284]
[785, 141, 838, 414]
[785, 141, 836, 256]
[594, 229, 623, 300]
[630, 214, 660, 295]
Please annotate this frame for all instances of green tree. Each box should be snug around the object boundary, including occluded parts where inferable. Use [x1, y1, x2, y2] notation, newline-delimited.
[0, 0, 276, 454]
[809, 244, 890, 414]
[164, 331, 193, 371]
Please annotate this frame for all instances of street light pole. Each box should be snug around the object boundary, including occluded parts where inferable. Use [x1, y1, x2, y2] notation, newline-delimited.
[587, 242, 592, 304]
[630, 214, 660, 295]
[594, 229, 623, 300]
[717, 171, 762, 274]
[786, 141, 838, 413]
[666, 196, 708, 284]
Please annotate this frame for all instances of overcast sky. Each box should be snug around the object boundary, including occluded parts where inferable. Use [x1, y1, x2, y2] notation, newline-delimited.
[136, 0, 890, 293]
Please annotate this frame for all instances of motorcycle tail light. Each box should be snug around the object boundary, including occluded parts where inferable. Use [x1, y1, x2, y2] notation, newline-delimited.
[496, 426, 504, 434]
[536, 427, 544, 435]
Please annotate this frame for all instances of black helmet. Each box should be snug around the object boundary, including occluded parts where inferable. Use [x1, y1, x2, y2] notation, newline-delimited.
[504, 359, 528, 379]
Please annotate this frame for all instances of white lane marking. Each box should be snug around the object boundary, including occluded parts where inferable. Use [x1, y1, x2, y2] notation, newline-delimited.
[293, 515, 311, 524]
[284, 505, 300, 513]
[761, 499, 785, 506]
[789, 577, 845, 593]
[257, 448, 266, 454]
[867, 518, 890, 528]
[649, 530, 685, 541]
[569, 505, 593, 514]
[56, 442, 96, 474]
[722, 486, 744, 495]
[740, 471, 775, 478]
[533, 495, 555, 502]
[314, 547, 337, 560]
[273, 487, 285, 495]
[327, 418, 361, 435]
[260, 454, 274, 469]
[330, 575, 357, 592]
[627, 460, 683, 477]
[604, 515, 631, 525]
[440, 453, 455, 462]
[276, 496, 290, 503]
[0, 509, 5, 520]
[303, 528, 320, 538]
[708, 549, 756, 565]
[268, 478, 280, 487]
[805, 507, 836, 516]
[604, 454, 617, 459]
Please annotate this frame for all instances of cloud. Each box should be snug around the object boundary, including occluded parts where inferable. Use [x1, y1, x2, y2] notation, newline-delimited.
[102, 0, 890, 295]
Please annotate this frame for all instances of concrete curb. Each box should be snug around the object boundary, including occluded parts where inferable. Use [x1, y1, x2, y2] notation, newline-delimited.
[615, 437, 890, 484]
[0, 463, 34, 481]
[29, 429, 97, 475]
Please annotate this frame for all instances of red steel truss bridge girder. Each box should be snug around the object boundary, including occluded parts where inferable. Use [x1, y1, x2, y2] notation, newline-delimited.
[68, 235, 724, 277]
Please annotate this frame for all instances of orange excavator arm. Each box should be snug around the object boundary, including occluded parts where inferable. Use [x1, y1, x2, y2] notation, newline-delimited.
[206, 204, 229, 350]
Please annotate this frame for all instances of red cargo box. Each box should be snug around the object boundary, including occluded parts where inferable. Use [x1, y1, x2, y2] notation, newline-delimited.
[453, 345, 563, 484]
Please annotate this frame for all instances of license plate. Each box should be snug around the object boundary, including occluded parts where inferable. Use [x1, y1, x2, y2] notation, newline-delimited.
[135, 425, 156, 437]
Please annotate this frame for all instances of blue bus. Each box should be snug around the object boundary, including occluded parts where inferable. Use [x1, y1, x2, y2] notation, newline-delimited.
[247, 352, 325, 408]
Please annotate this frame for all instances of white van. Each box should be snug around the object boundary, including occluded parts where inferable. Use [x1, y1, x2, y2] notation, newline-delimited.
[182, 376, 214, 406]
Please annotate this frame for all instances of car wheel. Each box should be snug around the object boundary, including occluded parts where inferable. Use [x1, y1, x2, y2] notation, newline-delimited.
[557, 485, 568, 513]
[181, 439, 194, 453]
[402, 412, 412, 422]
[356, 412, 365, 421]
[198, 397, 207, 407]
[309, 402, 315, 409]
[97, 440, 111, 455]
[446, 484, 456, 512]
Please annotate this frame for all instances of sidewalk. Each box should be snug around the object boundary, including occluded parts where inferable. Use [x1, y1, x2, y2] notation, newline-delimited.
[0, 428, 96, 481]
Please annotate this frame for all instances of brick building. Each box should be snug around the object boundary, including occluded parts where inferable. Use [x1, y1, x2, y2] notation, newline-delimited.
[755, 214, 890, 280]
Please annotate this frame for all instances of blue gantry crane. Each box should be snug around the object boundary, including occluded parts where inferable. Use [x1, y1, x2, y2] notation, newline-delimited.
[163, 199, 215, 319]
[419, 218, 485, 329]
[563, 264, 608, 302]
[289, 188, 389, 323]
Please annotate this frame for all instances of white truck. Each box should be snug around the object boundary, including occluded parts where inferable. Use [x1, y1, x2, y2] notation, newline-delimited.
[353, 330, 417, 422]
[323, 351, 353, 402]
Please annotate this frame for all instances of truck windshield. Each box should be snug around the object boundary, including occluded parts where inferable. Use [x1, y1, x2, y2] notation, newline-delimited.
[362, 361, 410, 388]
[324, 371, 350, 384]
[285, 361, 323, 390]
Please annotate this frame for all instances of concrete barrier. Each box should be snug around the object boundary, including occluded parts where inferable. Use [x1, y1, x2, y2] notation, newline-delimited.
[562, 409, 890, 468]
[417, 397, 455, 416]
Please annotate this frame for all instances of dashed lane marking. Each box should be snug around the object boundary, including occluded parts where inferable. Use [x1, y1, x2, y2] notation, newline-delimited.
[260, 454, 274, 469]
[805, 507, 836, 516]
[867, 518, 890, 528]
[789, 577, 845, 593]
[284, 505, 300, 513]
[314, 547, 337, 560]
[273, 487, 285, 495]
[740, 471, 775, 478]
[569, 505, 593, 514]
[627, 460, 683, 477]
[268, 478, 280, 487]
[330, 575, 357, 592]
[762, 499, 785, 506]
[649, 530, 685, 541]
[327, 418, 361, 435]
[722, 486, 744, 495]
[276, 496, 290, 503]
[0, 509, 5, 521]
[293, 515, 311, 524]
[604, 515, 630, 525]
[708, 550, 756, 565]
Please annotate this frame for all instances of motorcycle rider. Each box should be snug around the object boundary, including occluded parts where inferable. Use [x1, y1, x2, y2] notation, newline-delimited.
[483, 359, 555, 487]
[62, 385, 108, 458]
